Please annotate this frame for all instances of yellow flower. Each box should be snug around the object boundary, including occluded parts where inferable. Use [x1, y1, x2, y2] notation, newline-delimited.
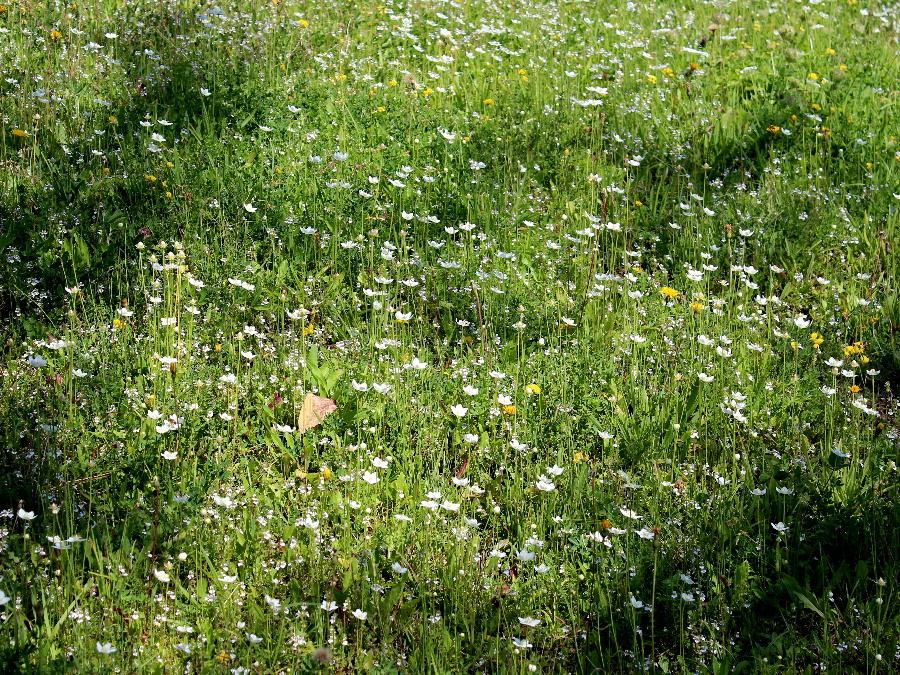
[662, 66, 674, 78]
[11, 129, 29, 138]
[482, 97, 494, 106]
[422, 87, 434, 97]
[849, 384, 860, 394]
[574, 451, 587, 464]
[825, 47, 836, 56]
[646, 74, 658, 84]
[600, 518, 612, 530]
[321, 466, 333, 480]
[767, 125, 781, 134]
[388, 79, 398, 87]
[502, 404, 517, 415]
[108, 115, 118, 125]
[144, 174, 157, 183]
[214, 343, 222, 353]
[50, 29, 62, 41]
[0, 4, 7, 13]
[298, 18, 310, 28]
[375, 105, 386, 113]
[690, 301, 704, 314]
[860, 355, 870, 365]
[525, 383, 541, 395]
[302, 322, 315, 336]
[660, 286, 680, 300]
[808, 72, 819, 81]
[112, 318, 124, 330]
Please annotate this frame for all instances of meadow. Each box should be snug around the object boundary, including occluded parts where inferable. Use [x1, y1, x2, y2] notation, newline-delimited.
[0, 0, 898, 671]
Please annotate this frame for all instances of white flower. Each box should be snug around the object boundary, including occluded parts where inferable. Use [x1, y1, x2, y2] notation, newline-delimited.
[392, 562, 409, 575]
[793, 315, 811, 329]
[771, 521, 789, 533]
[636, 527, 655, 540]
[362, 471, 379, 485]
[546, 465, 564, 477]
[265, 595, 281, 611]
[518, 616, 541, 627]
[17, 508, 36, 521]
[463, 385, 479, 396]
[629, 595, 645, 609]
[27, 355, 47, 368]
[619, 507, 641, 520]
[96, 642, 117, 655]
[246, 633, 263, 644]
[352, 609, 368, 621]
[321, 600, 338, 612]
[497, 394, 513, 406]
[351, 380, 369, 392]
[243, 203, 257, 213]
[372, 383, 392, 394]
[440, 500, 460, 512]
[372, 457, 389, 469]
[750, 488, 767, 496]
[463, 433, 479, 443]
[0, 590, 10, 606]
[154, 569, 171, 583]
[775, 486, 794, 496]
[535, 478, 556, 492]
[451, 404, 468, 418]
[274, 423, 295, 434]
[161, 450, 178, 461]
[698, 372, 714, 383]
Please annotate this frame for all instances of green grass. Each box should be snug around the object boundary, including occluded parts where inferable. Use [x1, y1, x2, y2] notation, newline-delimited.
[0, 0, 898, 671]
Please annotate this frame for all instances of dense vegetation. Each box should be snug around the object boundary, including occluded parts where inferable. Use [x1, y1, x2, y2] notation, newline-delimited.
[0, 0, 898, 671]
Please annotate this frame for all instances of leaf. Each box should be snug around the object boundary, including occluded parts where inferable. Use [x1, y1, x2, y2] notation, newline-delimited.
[296, 393, 337, 434]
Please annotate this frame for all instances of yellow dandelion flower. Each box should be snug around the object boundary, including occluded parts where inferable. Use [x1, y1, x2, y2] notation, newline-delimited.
[502, 404, 517, 415]
[483, 97, 494, 106]
[525, 383, 541, 395]
[11, 129, 29, 138]
[660, 287, 680, 300]
[690, 301, 704, 314]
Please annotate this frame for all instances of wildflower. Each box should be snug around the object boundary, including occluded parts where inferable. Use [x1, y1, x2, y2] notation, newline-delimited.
[154, 569, 171, 583]
[660, 286, 680, 300]
[96, 642, 117, 655]
[518, 617, 540, 627]
[771, 522, 789, 533]
[17, 509, 36, 521]
[451, 404, 468, 418]
[11, 129, 29, 138]
[351, 609, 368, 621]
[502, 405, 517, 415]
[525, 383, 541, 395]
[0, 590, 10, 606]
